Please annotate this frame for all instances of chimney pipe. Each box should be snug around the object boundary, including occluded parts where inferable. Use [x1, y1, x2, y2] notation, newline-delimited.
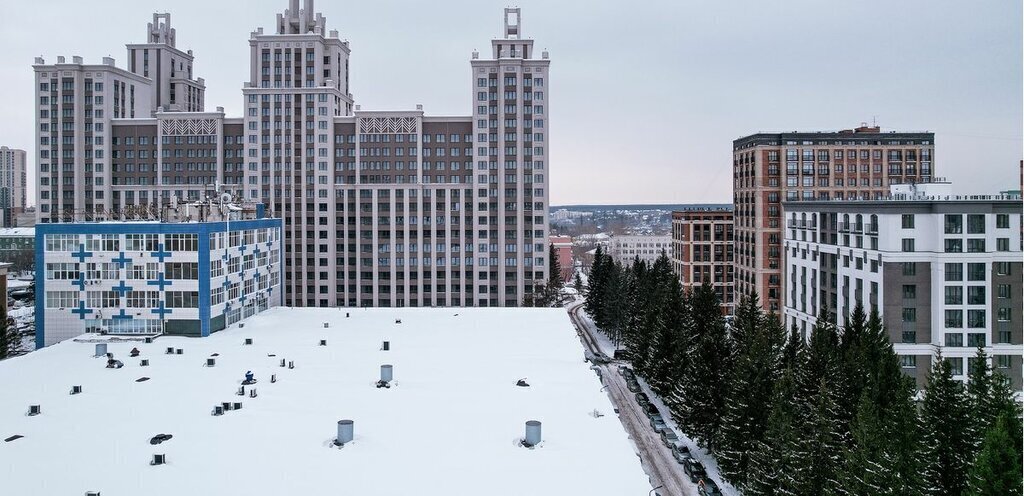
[335, 419, 354, 445]
[95, 343, 107, 357]
[524, 420, 542, 447]
[380, 364, 393, 383]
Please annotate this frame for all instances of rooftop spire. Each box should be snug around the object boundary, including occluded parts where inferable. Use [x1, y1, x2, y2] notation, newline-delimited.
[277, 0, 326, 35]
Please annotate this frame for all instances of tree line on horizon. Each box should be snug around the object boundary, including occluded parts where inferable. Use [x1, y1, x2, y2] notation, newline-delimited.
[585, 247, 1022, 496]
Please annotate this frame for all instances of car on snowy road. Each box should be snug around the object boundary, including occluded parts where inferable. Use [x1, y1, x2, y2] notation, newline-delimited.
[698, 478, 723, 496]
[659, 428, 679, 447]
[671, 444, 692, 463]
[626, 380, 641, 393]
[683, 458, 707, 483]
[650, 417, 667, 432]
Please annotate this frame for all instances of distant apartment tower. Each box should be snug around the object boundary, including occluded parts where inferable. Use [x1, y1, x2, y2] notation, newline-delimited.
[0, 147, 27, 226]
[733, 124, 935, 312]
[33, 13, 204, 223]
[670, 206, 735, 313]
[782, 183, 1022, 390]
[608, 234, 671, 266]
[36, 2, 552, 308]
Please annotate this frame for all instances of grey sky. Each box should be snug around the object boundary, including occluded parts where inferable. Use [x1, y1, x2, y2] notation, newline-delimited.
[1, 0, 1020, 205]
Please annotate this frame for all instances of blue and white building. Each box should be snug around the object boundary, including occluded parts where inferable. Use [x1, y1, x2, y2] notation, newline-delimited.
[35, 204, 283, 347]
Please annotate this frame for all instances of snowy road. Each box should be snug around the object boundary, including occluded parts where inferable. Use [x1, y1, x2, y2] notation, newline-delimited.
[569, 303, 697, 496]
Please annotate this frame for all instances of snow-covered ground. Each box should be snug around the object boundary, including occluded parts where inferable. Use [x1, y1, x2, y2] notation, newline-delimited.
[0, 307, 651, 496]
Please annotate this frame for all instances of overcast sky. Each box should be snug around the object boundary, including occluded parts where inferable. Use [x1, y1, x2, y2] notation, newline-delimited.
[1, 0, 1020, 206]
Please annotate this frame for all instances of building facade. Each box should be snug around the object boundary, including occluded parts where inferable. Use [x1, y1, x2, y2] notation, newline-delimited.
[33, 2, 551, 309]
[35, 205, 283, 347]
[782, 184, 1022, 390]
[733, 125, 935, 312]
[608, 234, 671, 266]
[0, 228, 35, 271]
[670, 206, 735, 313]
[0, 147, 27, 227]
[550, 235, 573, 282]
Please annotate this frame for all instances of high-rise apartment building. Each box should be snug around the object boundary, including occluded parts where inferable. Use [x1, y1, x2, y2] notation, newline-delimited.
[0, 147, 27, 226]
[32, 1, 551, 308]
[670, 206, 735, 313]
[733, 125, 935, 312]
[782, 183, 1022, 390]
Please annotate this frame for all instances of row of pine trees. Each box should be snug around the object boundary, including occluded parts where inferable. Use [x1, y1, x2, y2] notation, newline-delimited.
[584, 247, 1022, 496]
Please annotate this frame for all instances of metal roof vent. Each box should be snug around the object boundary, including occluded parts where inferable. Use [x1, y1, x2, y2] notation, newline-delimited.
[140, 359, 149, 366]
[319, 339, 327, 346]
[381, 341, 390, 351]
[288, 361, 295, 369]
[212, 405, 224, 416]
[150, 454, 166, 466]
[244, 338, 253, 345]
[232, 402, 242, 410]
[145, 337, 153, 344]
[94, 343, 107, 357]
[27, 405, 41, 416]
[237, 386, 246, 396]
[522, 420, 542, 448]
[86, 492, 101, 496]
[70, 385, 82, 395]
[175, 349, 183, 355]
[222, 401, 232, 411]
[280, 359, 286, 367]
[335, 419, 354, 446]
[323, 322, 329, 328]
[166, 347, 174, 354]
[206, 358, 216, 367]
[381, 364, 393, 381]
[271, 374, 277, 383]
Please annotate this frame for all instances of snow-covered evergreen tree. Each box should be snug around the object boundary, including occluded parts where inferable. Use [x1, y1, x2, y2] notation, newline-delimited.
[676, 280, 729, 451]
[968, 413, 1023, 496]
[921, 351, 974, 496]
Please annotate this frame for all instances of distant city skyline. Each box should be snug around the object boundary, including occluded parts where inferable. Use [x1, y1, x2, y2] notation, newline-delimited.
[1, 0, 1020, 206]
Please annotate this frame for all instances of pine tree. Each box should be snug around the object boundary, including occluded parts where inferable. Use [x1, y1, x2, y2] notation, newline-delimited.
[748, 365, 802, 496]
[573, 272, 584, 295]
[718, 295, 785, 486]
[547, 243, 562, 304]
[584, 246, 606, 323]
[645, 253, 686, 397]
[0, 305, 19, 360]
[921, 351, 974, 496]
[676, 280, 729, 451]
[967, 413, 1023, 496]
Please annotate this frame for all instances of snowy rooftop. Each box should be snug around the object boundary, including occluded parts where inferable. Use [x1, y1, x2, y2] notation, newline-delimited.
[0, 307, 650, 495]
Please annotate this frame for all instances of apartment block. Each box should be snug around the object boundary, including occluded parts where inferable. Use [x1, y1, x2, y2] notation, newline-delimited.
[550, 235, 573, 282]
[0, 147, 27, 226]
[733, 124, 935, 313]
[782, 183, 1022, 390]
[33, 1, 551, 309]
[670, 206, 735, 313]
[608, 234, 671, 266]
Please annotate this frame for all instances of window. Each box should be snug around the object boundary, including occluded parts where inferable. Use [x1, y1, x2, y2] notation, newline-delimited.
[945, 309, 963, 328]
[166, 291, 200, 308]
[967, 214, 986, 234]
[967, 309, 986, 328]
[945, 357, 963, 376]
[967, 333, 986, 347]
[902, 330, 916, 344]
[944, 239, 962, 253]
[945, 263, 963, 281]
[998, 307, 1013, 321]
[46, 263, 80, 280]
[997, 284, 1011, 299]
[902, 262, 916, 276]
[165, 262, 199, 280]
[967, 286, 986, 305]
[967, 239, 986, 253]
[902, 285, 916, 299]
[46, 291, 78, 308]
[945, 333, 964, 347]
[968, 263, 986, 281]
[995, 262, 1011, 275]
[902, 308, 917, 323]
[165, 234, 198, 251]
[944, 214, 962, 234]
[126, 291, 160, 308]
[996, 356, 1011, 369]
[945, 286, 963, 305]
[901, 238, 915, 252]
[996, 214, 1010, 229]
[901, 214, 915, 229]
[997, 238, 1010, 251]
[899, 355, 917, 368]
[127, 262, 158, 280]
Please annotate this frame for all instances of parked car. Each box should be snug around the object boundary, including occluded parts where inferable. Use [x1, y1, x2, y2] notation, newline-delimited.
[618, 366, 634, 378]
[648, 413, 663, 425]
[671, 444, 692, 463]
[684, 459, 707, 483]
[698, 479, 723, 496]
[650, 417, 667, 432]
[660, 428, 679, 447]
[626, 381, 642, 393]
[634, 392, 649, 403]
[613, 349, 629, 360]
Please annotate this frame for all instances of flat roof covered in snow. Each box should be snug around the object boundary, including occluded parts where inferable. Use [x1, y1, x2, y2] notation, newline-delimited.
[0, 307, 650, 495]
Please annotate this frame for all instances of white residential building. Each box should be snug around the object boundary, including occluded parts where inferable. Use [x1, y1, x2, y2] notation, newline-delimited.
[608, 234, 671, 266]
[0, 147, 27, 226]
[783, 183, 1022, 390]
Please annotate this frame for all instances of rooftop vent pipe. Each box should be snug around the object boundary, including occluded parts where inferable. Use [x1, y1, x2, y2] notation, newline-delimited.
[71, 385, 82, 395]
[320, 339, 327, 346]
[524, 420, 542, 447]
[175, 349, 183, 355]
[140, 359, 149, 366]
[206, 358, 216, 367]
[323, 322, 329, 328]
[86, 492, 101, 496]
[244, 338, 253, 345]
[382, 341, 390, 351]
[233, 402, 242, 410]
[151, 454, 166, 465]
[288, 361, 295, 369]
[94, 343, 107, 357]
[212, 405, 224, 416]
[166, 347, 174, 354]
[335, 419, 354, 445]
[380, 364, 393, 383]
[145, 337, 153, 344]
[27, 405, 41, 416]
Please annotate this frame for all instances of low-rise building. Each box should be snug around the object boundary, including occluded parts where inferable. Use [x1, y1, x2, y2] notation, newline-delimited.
[35, 201, 282, 347]
[549, 235, 573, 282]
[607, 234, 670, 266]
[0, 228, 35, 272]
[783, 183, 1022, 390]
[670, 206, 735, 313]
